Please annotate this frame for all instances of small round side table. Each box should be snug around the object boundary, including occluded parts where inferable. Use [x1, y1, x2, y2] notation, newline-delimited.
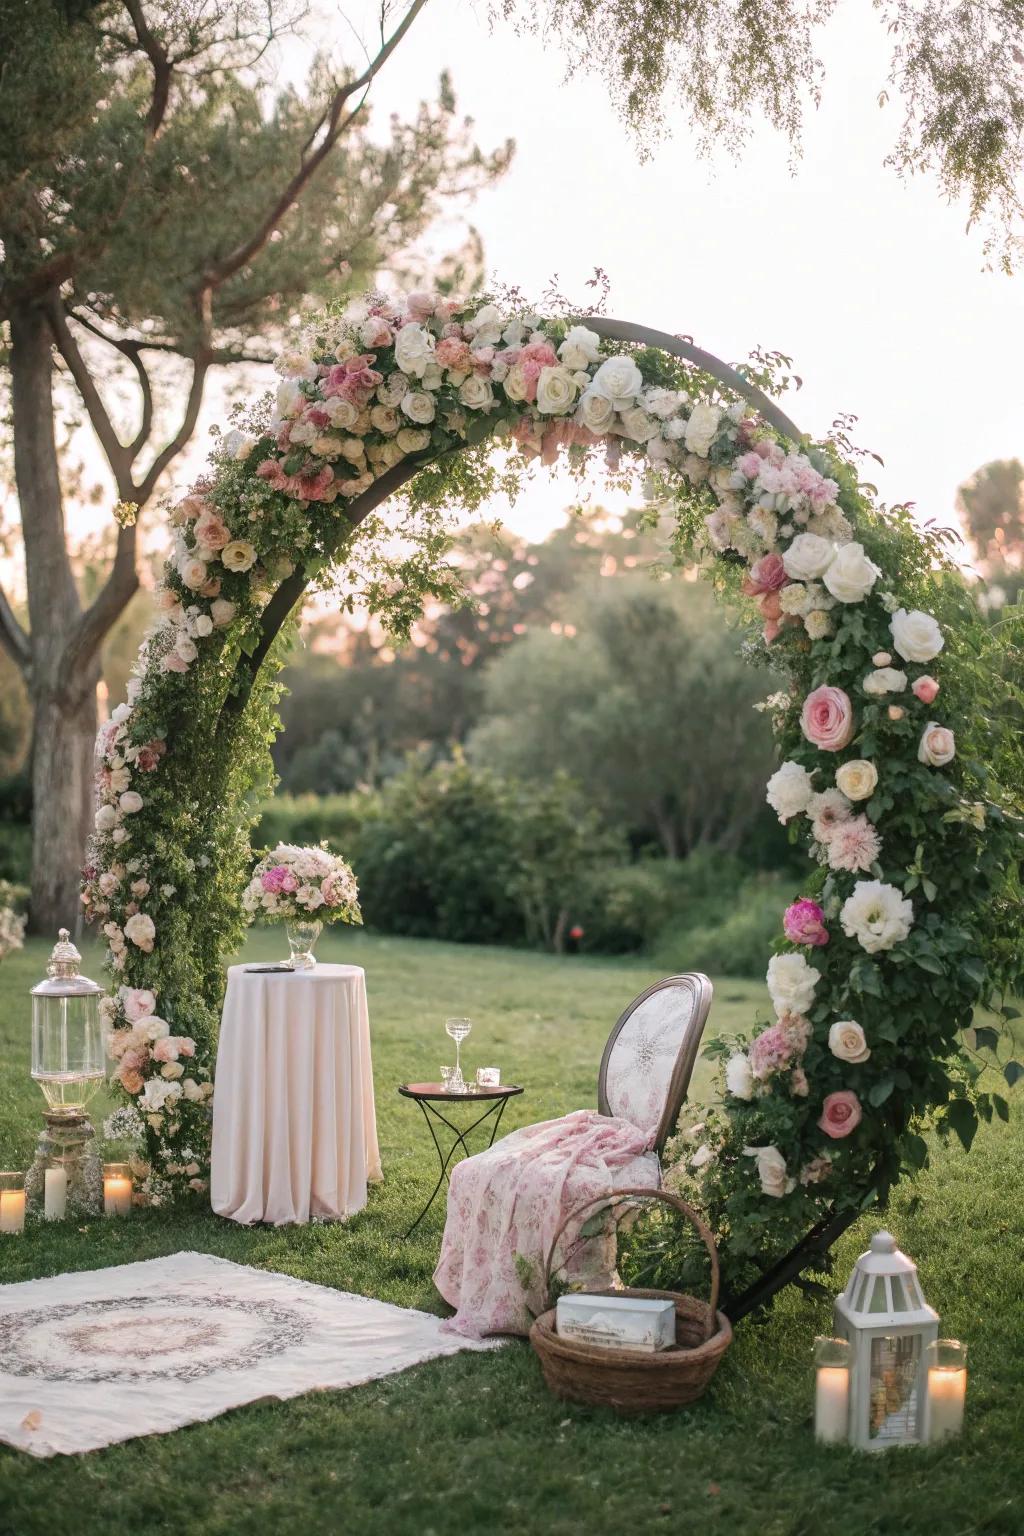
[398, 1081, 523, 1237]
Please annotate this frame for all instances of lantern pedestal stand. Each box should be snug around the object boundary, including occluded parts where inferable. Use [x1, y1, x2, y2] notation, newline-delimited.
[25, 1112, 103, 1220]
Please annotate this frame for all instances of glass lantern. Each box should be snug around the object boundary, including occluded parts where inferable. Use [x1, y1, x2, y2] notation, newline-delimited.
[24, 930, 105, 1218]
[833, 1230, 939, 1451]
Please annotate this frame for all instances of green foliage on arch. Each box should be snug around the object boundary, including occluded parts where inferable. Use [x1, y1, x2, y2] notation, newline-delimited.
[83, 291, 1024, 1288]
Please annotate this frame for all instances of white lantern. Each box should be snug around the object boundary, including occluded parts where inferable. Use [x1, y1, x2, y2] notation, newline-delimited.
[834, 1230, 938, 1451]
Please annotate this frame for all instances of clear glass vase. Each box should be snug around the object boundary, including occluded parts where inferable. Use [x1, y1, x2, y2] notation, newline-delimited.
[285, 920, 322, 970]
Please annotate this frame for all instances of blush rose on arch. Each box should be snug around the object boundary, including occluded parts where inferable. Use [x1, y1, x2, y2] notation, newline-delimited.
[80, 291, 991, 1315]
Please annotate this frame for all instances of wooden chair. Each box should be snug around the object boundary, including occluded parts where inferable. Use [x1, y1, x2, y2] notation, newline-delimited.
[596, 972, 715, 1156]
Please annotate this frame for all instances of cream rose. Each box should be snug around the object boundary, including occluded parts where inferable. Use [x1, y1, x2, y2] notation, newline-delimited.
[576, 389, 616, 433]
[458, 375, 495, 411]
[221, 541, 257, 573]
[863, 667, 907, 696]
[835, 759, 878, 801]
[782, 532, 835, 582]
[618, 406, 659, 442]
[400, 390, 436, 425]
[179, 555, 208, 591]
[370, 404, 400, 435]
[325, 397, 360, 429]
[828, 1020, 871, 1063]
[742, 1144, 794, 1198]
[211, 598, 236, 628]
[535, 365, 579, 415]
[118, 791, 143, 815]
[396, 427, 432, 453]
[683, 402, 722, 457]
[823, 541, 881, 604]
[123, 912, 156, 952]
[890, 607, 944, 663]
[918, 722, 956, 766]
[590, 354, 643, 408]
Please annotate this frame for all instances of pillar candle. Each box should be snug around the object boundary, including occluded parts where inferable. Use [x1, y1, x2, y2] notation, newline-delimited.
[928, 1367, 966, 1442]
[103, 1175, 133, 1217]
[44, 1167, 68, 1221]
[0, 1189, 26, 1235]
[815, 1366, 849, 1444]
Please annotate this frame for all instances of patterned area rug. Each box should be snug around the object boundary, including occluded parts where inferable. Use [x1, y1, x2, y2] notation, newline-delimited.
[0, 1251, 495, 1457]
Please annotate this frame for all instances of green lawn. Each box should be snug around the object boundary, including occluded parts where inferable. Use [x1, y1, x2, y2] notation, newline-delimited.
[0, 931, 1021, 1536]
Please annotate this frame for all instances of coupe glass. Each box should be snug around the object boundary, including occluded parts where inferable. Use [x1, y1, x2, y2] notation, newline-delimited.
[444, 1017, 472, 1092]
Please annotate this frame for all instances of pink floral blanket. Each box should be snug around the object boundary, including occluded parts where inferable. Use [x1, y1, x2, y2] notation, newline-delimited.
[433, 1108, 660, 1337]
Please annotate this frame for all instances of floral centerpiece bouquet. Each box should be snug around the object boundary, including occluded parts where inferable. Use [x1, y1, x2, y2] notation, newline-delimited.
[242, 843, 361, 968]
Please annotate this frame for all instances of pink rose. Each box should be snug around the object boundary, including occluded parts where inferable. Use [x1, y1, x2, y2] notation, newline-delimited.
[784, 898, 829, 947]
[151, 1036, 180, 1063]
[818, 1090, 863, 1139]
[405, 291, 438, 321]
[119, 1068, 144, 1095]
[918, 722, 955, 767]
[161, 651, 190, 674]
[801, 685, 855, 752]
[177, 1037, 196, 1057]
[194, 509, 230, 552]
[742, 553, 788, 596]
[912, 675, 940, 704]
[123, 988, 156, 1023]
[758, 590, 783, 622]
[436, 337, 474, 373]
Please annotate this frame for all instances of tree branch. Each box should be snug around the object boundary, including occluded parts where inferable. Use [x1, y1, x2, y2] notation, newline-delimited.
[134, 351, 211, 504]
[122, 0, 173, 140]
[0, 581, 31, 672]
[45, 297, 135, 501]
[67, 306, 274, 366]
[199, 0, 429, 295]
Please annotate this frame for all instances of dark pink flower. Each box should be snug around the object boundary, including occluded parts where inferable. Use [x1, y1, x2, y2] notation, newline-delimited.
[784, 898, 830, 947]
[818, 1090, 862, 1139]
[742, 553, 788, 595]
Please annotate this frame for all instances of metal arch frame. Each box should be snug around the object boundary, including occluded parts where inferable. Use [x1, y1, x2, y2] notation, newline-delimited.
[212, 314, 857, 1317]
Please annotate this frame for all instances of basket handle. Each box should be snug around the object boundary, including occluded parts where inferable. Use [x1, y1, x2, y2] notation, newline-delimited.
[542, 1185, 721, 1326]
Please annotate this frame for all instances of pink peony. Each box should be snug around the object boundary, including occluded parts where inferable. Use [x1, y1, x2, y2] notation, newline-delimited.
[742, 553, 788, 596]
[818, 1090, 863, 1139]
[784, 898, 830, 947]
[827, 814, 882, 873]
[436, 337, 474, 373]
[749, 1023, 796, 1080]
[260, 864, 291, 893]
[912, 675, 940, 704]
[801, 685, 855, 752]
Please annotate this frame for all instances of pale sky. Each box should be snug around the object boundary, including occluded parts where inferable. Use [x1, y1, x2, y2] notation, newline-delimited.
[37, 0, 1024, 566]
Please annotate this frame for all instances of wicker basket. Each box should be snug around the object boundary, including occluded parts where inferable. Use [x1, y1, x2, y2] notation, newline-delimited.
[529, 1186, 732, 1414]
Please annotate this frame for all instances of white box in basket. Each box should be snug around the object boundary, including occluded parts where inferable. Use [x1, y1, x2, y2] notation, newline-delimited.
[555, 1293, 676, 1353]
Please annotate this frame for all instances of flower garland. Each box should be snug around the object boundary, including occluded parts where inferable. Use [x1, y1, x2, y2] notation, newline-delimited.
[82, 288, 1021, 1282]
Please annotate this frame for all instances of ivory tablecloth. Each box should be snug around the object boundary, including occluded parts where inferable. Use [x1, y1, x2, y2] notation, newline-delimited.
[211, 963, 381, 1225]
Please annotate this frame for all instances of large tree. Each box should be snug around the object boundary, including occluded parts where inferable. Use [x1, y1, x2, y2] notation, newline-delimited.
[0, 0, 510, 930]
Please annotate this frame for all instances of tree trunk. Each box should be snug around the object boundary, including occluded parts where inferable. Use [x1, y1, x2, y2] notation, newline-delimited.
[10, 299, 95, 935]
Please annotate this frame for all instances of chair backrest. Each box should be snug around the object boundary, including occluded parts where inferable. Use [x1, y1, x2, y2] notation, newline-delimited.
[597, 973, 714, 1156]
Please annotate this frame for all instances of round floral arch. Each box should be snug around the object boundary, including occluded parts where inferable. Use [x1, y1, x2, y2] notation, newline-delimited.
[82, 290, 1022, 1308]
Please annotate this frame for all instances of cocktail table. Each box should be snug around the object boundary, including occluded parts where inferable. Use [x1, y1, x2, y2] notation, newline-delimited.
[397, 1081, 523, 1236]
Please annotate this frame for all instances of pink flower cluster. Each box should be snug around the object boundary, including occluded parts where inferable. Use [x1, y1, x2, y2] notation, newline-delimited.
[783, 898, 829, 947]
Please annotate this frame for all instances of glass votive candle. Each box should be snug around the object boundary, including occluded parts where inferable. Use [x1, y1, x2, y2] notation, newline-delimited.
[926, 1339, 967, 1442]
[0, 1171, 26, 1235]
[439, 1065, 453, 1091]
[103, 1162, 133, 1217]
[814, 1335, 851, 1444]
[476, 1067, 501, 1088]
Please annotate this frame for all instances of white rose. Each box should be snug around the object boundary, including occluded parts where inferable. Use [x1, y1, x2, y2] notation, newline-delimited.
[767, 952, 821, 1017]
[211, 598, 236, 628]
[590, 354, 643, 408]
[221, 541, 257, 573]
[394, 323, 435, 379]
[287, 419, 316, 445]
[576, 389, 617, 433]
[535, 365, 579, 415]
[275, 380, 304, 419]
[193, 614, 213, 638]
[369, 404, 400, 434]
[175, 633, 198, 664]
[683, 402, 723, 457]
[458, 375, 495, 411]
[782, 533, 835, 582]
[863, 667, 907, 696]
[95, 804, 119, 833]
[502, 363, 529, 402]
[742, 1144, 794, 1198]
[465, 304, 504, 346]
[400, 390, 436, 425]
[274, 350, 317, 380]
[396, 427, 431, 453]
[890, 608, 944, 663]
[828, 1021, 871, 1064]
[182, 1077, 204, 1102]
[617, 406, 659, 442]
[725, 1052, 754, 1101]
[118, 791, 143, 815]
[642, 386, 683, 420]
[835, 760, 878, 801]
[558, 325, 602, 369]
[160, 1061, 185, 1081]
[918, 722, 956, 767]
[765, 761, 814, 824]
[123, 912, 156, 952]
[178, 555, 208, 591]
[823, 541, 882, 604]
[840, 879, 914, 953]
